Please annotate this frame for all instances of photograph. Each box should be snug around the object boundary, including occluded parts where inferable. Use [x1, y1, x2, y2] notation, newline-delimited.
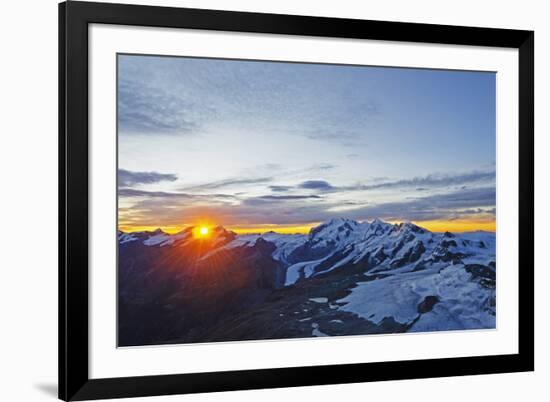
[116, 54, 497, 347]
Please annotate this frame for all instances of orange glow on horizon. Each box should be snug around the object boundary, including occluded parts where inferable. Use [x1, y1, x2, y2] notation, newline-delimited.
[229, 224, 317, 235]
[119, 219, 495, 235]
[411, 219, 495, 233]
[118, 225, 184, 234]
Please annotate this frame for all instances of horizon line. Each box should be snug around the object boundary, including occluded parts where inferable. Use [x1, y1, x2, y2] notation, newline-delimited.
[118, 218, 496, 235]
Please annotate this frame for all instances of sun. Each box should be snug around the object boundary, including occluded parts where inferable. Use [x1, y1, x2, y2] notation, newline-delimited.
[192, 225, 211, 239]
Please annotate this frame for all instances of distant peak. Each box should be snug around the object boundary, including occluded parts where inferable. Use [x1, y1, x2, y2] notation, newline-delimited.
[370, 218, 387, 226]
[400, 221, 419, 229]
[395, 221, 428, 234]
[364, 218, 394, 235]
[306, 218, 364, 243]
[327, 217, 353, 225]
[213, 226, 237, 237]
[175, 226, 194, 235]
[316, 218, 358, 230]
[212, 225, 237, 234]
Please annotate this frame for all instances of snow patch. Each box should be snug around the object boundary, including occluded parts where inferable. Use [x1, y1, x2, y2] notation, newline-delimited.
[309, 297, 328, 303]
[337, 264, 495, 329]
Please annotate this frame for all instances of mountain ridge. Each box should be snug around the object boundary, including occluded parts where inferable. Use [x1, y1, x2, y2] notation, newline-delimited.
[117, 218, 496, 346]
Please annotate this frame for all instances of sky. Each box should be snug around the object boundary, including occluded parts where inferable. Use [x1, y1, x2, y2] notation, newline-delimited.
[117, 54, 496, 234]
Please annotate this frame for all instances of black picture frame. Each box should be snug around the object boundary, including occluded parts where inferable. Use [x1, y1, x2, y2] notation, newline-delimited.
[59, 1, 534, 400]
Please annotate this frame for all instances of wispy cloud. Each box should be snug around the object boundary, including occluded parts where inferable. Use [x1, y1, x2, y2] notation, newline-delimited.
[118, 79, 210, 135]
[181, 177, 273, 191]
[271, 170, 495, 195]
[269, 185, 293, 192]
[119, 188, 192, 198]
[298, 180, 336, 191]
[350, 170, 495, 191]
[304, 129, 368, 147]
[118, 188, 236, 200]
[311, 163, 337, 171]
[243, 194, 322, 206]
[118, 169, 177, 187]
[253, 194, 322, 201]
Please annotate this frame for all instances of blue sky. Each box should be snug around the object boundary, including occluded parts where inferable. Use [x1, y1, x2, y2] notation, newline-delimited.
[117, 54, 496, 233]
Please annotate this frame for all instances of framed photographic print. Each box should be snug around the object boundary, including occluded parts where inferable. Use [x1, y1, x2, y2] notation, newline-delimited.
[59, 1, 534, 400]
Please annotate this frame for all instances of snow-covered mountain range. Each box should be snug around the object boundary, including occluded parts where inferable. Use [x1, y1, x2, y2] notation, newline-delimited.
[118, 218, 496, 346]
